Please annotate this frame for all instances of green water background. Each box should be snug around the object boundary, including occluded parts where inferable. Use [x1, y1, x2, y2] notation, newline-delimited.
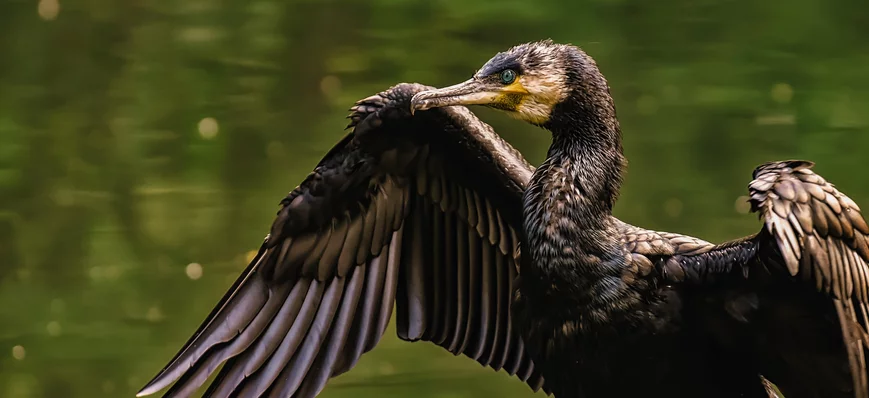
[1, 0, 868, 396]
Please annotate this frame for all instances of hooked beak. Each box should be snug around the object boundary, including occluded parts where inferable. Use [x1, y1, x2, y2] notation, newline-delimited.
[410, 79, 503, 115]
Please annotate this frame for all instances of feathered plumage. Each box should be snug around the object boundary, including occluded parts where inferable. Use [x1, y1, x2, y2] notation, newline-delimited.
[139, 41, 869, 398]
[412, 40, 869, 398]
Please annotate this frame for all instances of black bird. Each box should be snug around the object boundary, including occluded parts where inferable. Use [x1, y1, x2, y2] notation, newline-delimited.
[137, 40, 869, 398]
[411, 41, 869, 397]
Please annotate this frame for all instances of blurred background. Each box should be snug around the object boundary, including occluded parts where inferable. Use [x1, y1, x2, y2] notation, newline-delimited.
[1, 0, 868, 396]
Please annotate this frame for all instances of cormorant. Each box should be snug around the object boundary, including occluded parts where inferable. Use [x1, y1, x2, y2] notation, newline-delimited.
[411, 40, 869, 398]
[137, 40, 869, 398]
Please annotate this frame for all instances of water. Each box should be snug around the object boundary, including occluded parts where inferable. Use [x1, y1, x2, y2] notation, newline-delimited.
[1, 0, 868, 396]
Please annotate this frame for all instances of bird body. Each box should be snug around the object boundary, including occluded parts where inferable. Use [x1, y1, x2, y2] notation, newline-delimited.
[411, 40, 869, 398]
[139, 41, 869, 398]
[507, 69, 771, 396]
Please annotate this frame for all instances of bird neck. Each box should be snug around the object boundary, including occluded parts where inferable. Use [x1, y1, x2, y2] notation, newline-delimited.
[521, 86, 631, 313]
[528, 109, 626, 259]
[542, 81, 626, 218]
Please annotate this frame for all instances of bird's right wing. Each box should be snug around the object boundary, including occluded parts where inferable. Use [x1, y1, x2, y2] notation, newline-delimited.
[137, 83, 550, 398]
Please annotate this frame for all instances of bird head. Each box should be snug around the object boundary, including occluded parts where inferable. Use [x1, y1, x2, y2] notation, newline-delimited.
[411, 39, 598, 126]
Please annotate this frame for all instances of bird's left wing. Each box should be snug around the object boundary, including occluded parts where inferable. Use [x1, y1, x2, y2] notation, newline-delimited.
[625, 160, 869, 398]
[740, 160, 869, 398]
[137, 83, 549, 398]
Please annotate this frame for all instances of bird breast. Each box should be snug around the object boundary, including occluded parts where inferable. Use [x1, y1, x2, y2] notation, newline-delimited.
[522, 159, 587, 266]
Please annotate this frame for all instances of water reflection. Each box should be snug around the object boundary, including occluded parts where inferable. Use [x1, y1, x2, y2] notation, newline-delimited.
[1, 0, 867, 397]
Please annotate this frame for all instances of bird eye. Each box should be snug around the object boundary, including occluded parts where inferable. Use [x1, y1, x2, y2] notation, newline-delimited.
[499, 69, 517, 85]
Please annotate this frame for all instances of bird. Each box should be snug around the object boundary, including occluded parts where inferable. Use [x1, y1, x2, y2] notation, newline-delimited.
[410, 40, 869, 397]
[135, 39, 869, 398]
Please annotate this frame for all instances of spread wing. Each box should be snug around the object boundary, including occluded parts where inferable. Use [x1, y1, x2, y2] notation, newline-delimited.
[625, 160, 869, 398]
[745, 160, 869, 398]
[136, 83, 550, 397]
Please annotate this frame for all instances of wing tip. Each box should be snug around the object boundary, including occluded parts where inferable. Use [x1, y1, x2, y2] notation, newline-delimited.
[135, 384, 158, 397]
[136, 370, 175, 397]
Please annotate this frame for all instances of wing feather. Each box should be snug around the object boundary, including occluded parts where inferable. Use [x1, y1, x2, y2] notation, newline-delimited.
[443, 205, 460, 350]
[204, 278, 312, 396]
[746, 160, 869, 397]
[612, 161, 869, 398]
[237, 279, 325, 397]
[453, 211, 471, 354]
[468, 222, 486, 361]
[268, 276, 346, 397]
[749, 160, 869, 300]
[395, 195, 427, 341]
[491, 246, 510, 370]
[294, 263, 366, 397]
[430, 199, 446, 344]
[138, 83, 550, 397]
[645, 160, 869, 398]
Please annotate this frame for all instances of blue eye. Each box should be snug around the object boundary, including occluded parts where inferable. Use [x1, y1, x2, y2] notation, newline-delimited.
[499, 69, 517, 84]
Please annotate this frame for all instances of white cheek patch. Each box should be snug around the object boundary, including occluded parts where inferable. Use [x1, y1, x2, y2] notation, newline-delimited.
[515, 100, 555, 124]
[514, 72, 569, 124]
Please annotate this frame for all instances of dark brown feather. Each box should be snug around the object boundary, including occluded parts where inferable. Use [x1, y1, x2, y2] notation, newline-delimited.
[629, 160, 869, 398]
[137, 83, 549, 398]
